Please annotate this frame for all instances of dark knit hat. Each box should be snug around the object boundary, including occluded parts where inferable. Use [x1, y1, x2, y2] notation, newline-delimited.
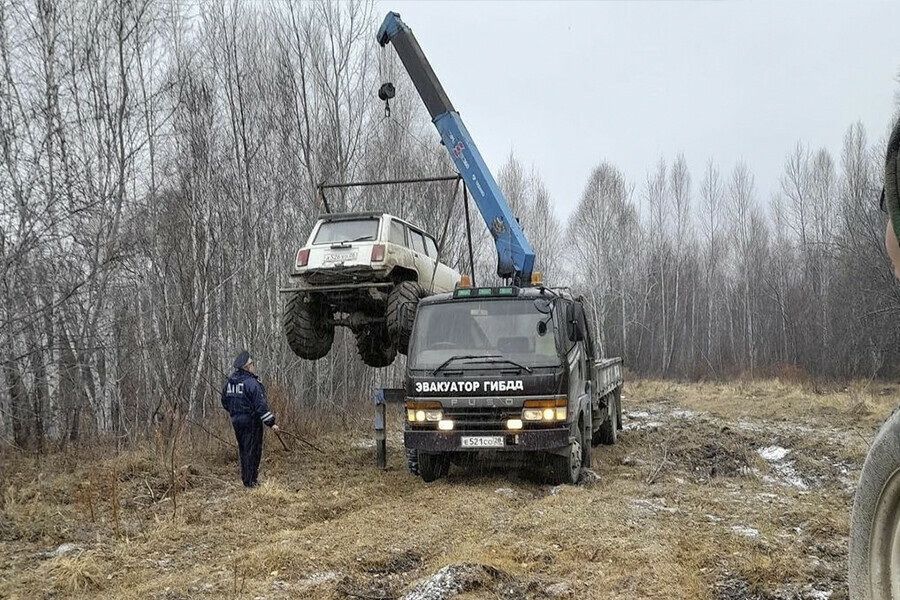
[233, 350, 251, 370]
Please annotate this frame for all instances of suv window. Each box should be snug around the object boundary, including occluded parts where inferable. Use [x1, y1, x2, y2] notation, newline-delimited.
[389, 219, 406, 246]
[409, 229, 427, 255]
[424, 235, 438, 258]
[313, 218, 379, 245]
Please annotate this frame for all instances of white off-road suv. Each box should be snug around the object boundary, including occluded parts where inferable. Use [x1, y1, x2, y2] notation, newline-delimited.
[283, 212, 460, 367]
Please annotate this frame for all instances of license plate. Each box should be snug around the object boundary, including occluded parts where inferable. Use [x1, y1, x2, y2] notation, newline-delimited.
[324, 250, 357, 263]
[461, 436, 505, 448]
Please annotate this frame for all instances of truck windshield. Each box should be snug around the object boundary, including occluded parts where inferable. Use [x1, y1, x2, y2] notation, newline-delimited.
[408, 299, 560, 370]
[313, 218, 379, 245]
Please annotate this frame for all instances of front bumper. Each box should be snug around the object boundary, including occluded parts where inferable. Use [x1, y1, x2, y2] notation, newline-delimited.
[404, 427, 570, 453]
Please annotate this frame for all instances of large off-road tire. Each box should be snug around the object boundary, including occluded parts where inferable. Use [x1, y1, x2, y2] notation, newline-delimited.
[386, 281, 427, 355]
[551, 420, 584, 485]
[284, 292, 334, 360]
[418, 452, 450, 483]
[405, 447, 420, 476]
[595, 392, 619, 446]
[849, 407, 900, 600]
[355, 323, 397, 368]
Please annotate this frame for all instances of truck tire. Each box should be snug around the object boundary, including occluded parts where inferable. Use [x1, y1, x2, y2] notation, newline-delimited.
[386, 281, 426, 354]
[616, 388, 623, 430]
[356, 324, 397, 368]
[595, 393, 618, 446]
[551, 420, 584, 485]
[284, 292, 334, 360]
[849, 407, 900, 600]
[405, 447, 420, 476]
[418, 452, 450, 482]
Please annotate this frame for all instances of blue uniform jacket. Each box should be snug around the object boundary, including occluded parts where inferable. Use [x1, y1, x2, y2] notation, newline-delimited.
[221, 369, 276, 427]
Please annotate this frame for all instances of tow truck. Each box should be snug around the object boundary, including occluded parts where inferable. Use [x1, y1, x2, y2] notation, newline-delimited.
[377, 12, 624, 483]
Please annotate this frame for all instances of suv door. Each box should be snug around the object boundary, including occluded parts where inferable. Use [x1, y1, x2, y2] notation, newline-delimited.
[407, 228, 434, 288]
[386, 217, 415, 273]
[423, 233, 458, 292]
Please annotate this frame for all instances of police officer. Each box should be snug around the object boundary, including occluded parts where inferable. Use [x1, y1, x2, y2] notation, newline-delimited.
[220, 351, 278, 488]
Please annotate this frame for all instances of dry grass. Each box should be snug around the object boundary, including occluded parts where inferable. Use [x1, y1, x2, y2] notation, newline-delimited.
[1, 379, 896, 600]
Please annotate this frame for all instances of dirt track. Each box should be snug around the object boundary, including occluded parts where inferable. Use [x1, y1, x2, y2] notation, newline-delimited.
[1, 379, 896, 600]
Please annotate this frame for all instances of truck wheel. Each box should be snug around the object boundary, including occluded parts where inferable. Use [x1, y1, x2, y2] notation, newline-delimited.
[284, 292, 334, 360]
[615, 388, 623, 430]
[849, 407, 900, 600]
[387, 281, 426, 354]
[418, 452, 450, 483]
[356, 324, 397, 368]
[405, 447, 420, 476]
[551, 422, 584, 485]
[595, 393, 618, 446]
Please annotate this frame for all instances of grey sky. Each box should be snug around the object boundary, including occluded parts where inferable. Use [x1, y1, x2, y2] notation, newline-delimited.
[383, 1, 899, 219]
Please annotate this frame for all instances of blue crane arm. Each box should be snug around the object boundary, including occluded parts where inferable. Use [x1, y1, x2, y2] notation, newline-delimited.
[377, 12, 536, 284]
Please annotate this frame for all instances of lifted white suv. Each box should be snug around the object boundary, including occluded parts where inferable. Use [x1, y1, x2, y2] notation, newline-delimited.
[283, 212, 460, 367]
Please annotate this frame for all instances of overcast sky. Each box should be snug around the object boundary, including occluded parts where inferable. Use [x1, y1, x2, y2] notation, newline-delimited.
[381, 1, 899, 219]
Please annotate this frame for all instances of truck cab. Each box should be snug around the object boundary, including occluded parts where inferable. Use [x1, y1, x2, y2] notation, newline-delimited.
[403, 284, 623, 483]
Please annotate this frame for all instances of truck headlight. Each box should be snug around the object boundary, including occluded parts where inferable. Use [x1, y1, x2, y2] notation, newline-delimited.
[522, 398, 567, 421]
[408, 410, 444, 422]
[522, 408, 544, 421]
[407, 402, 443, 423]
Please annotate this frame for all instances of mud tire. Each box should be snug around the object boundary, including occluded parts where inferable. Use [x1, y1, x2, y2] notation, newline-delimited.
[595, 391, 619, 446]
[551, 421, 584, 485]
[387, 281, 427, 355]
[418, 452, 450, 483]
[356, 323, 397, 368]
[284, 292, 334, 360]
[405, 447, 420, 476]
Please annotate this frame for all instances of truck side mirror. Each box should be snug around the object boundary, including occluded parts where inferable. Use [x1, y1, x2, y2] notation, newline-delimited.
[566, 303, 585, 342]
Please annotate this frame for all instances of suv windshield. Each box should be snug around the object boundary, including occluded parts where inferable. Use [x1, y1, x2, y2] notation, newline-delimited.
[408, 299, 560, 370]
[313, 218, 379, 245]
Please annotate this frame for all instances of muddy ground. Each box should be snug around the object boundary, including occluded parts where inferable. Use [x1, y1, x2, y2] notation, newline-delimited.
[1, 379, 897, 600]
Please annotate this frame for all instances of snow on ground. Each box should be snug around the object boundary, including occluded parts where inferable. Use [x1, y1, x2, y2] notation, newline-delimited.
[757, 445, 809, 489]
[730, 525, 760, 539]
[757, 445, 790, 462]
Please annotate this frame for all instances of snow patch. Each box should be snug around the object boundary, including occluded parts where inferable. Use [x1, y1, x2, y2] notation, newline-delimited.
[757, 446, 790, 461]
[625, 420, 662, 431]
[804, 587, 833, 600]
[630, 498, 678, 514]
[400, 564, 497, 600]
[757, 445, 808, 489]
[730, 525, 760, 538]
[625, 411, 651, 420]
[670, 409, 697, 420]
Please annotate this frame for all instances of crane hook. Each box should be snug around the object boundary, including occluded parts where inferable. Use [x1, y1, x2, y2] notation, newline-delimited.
[378, 82, 395, 118]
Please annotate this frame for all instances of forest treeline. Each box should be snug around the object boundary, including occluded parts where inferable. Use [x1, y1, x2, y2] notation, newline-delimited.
[0, 0, 897, 450]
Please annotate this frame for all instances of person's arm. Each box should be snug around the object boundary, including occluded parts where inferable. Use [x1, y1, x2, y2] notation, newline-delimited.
[249, 381, 276, 428]
[220, 385, 228, 412]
